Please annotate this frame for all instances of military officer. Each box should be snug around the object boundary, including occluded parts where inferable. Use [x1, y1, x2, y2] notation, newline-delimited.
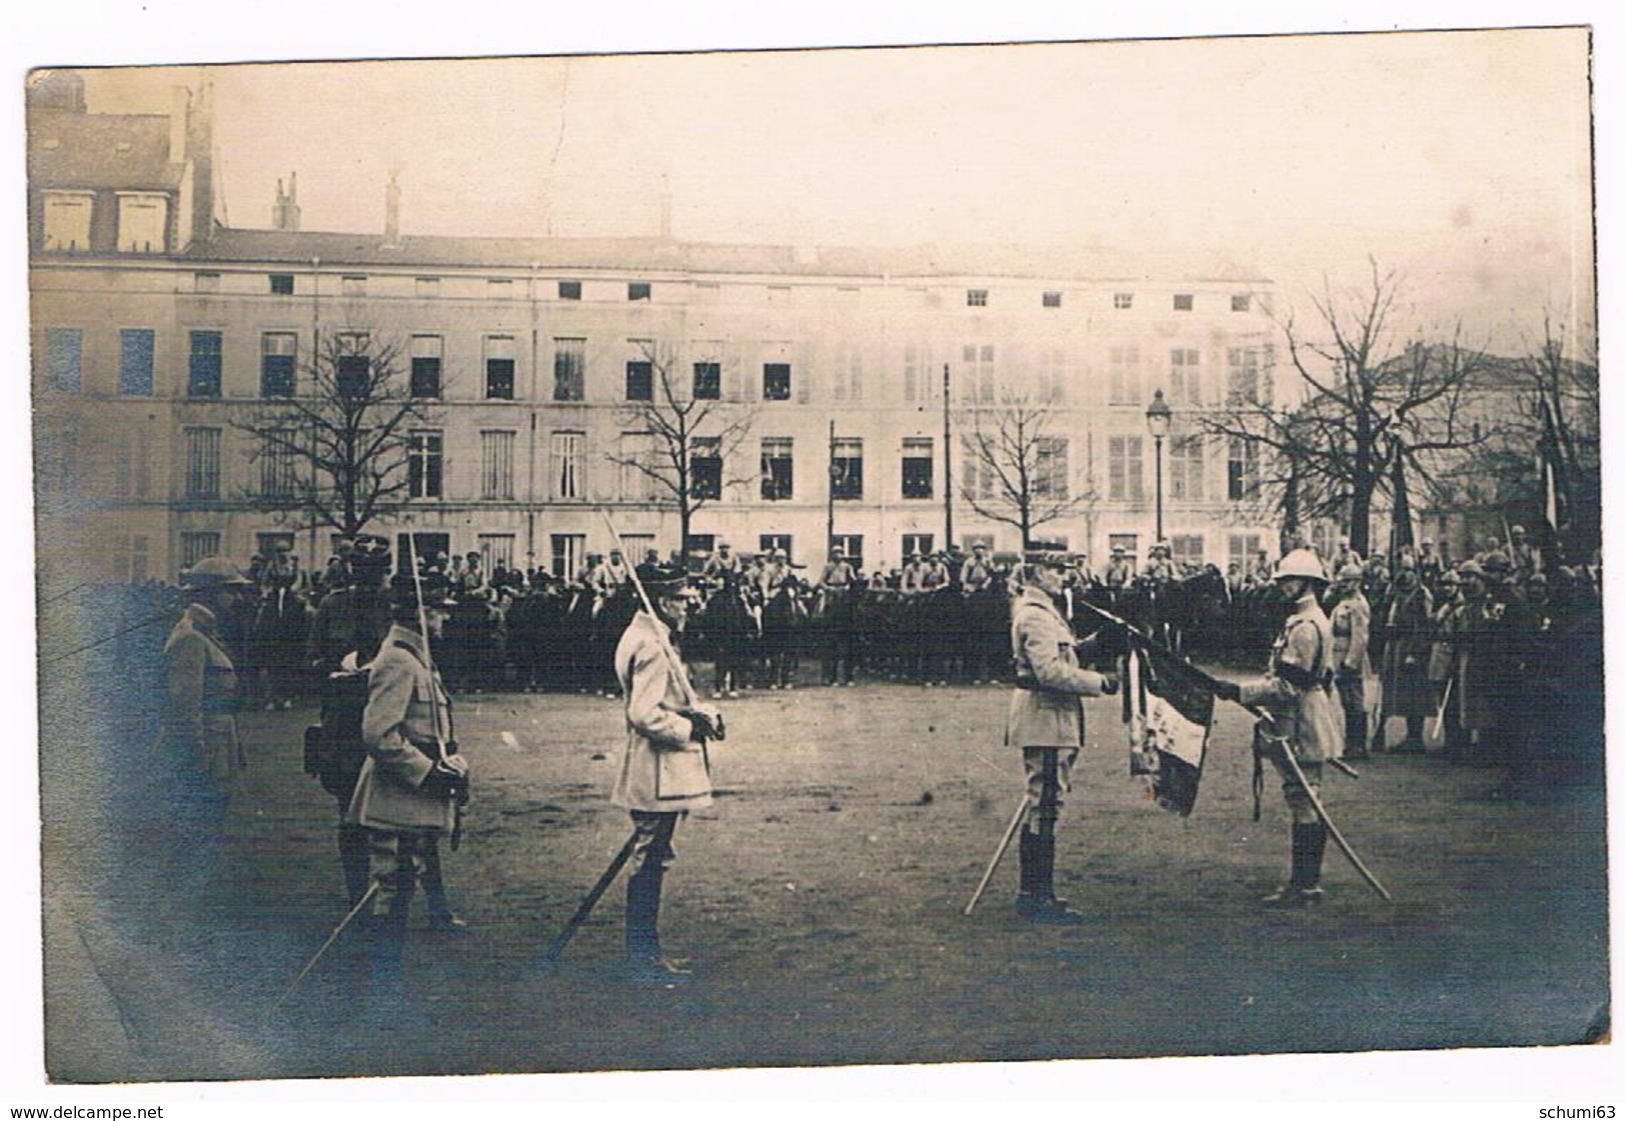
[612, 572, 721, 983]
[1211, 548, 1344, 908]
[1006, 552, 1119, 923]
[305, 534, 394, 904]
[348, 572, 472, 1001]
[1328, 562, 1373, 759]
[701, 540, 743, 587]
[157, 556, 255, 895]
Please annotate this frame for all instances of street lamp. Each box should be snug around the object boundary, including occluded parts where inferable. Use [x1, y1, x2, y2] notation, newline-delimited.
[1145, 388, 1173, 546]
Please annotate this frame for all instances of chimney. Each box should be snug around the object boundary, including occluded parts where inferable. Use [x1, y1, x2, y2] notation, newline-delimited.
[273, 172, 301, 231]
[168, 85, 190, 163]
[384, 170, 402, 247]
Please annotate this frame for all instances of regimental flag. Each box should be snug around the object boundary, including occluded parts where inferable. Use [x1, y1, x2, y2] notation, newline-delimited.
[1125, 642, 1216, 816]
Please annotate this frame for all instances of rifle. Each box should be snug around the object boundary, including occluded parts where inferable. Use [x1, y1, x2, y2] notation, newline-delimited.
[402, 533, 467, 849]
[598, 510, 721, 739]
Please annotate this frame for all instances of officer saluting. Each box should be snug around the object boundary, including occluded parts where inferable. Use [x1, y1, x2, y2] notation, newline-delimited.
[1006, 551, 1119, 923]
[612, 570, 721, 982]
[348, 569, 471, 1003]
[1211, 548, 1344, 908]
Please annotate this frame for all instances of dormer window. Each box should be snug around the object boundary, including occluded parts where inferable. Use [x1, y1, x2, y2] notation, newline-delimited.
[41, 191, 93, 251]
[116, 192, 168, 253]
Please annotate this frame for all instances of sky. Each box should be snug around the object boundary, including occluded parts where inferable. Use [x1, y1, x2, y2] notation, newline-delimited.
[70, 27, 1594, 356]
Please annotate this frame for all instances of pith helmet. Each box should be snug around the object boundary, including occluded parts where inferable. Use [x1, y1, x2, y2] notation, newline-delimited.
[1274, 548, 1329, 584]
[184, 556, 254, 588]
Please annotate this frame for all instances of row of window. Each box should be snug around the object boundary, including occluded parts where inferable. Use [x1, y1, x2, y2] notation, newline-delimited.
[173, 427, 1261, 505]
[229, 273, 650, 302]
[42, 327, 1272, 409]
[967, 288, 1253, 313]
[198, 269, 1258, 315]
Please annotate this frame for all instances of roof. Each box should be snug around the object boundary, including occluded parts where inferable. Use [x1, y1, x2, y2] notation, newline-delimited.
[188, 227, 1270, 284]
[28, 110, 184, 191]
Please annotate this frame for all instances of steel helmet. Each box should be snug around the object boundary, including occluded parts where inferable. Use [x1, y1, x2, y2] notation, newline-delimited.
[1336, 563, 1364, 582]
[1273, 547, 1329, 584]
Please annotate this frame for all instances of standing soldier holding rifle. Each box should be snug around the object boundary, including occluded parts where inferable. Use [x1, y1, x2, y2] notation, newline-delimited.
[1210, 548, 1345, 908]
[612, 565, 723, 983]
[348, 567, 471, 1005]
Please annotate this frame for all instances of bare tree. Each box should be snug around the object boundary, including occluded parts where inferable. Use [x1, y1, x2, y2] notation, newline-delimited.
[604, 340, 756, 551]
[1485, 307, 1602, 556]
[232, 329, 437, 538]
[1199, 259, 1493, 557]
[957, 390, 1095, 550]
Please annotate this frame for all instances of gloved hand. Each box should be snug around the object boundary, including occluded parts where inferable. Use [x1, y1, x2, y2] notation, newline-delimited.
[419, 754, 470, 798]
[1098, 673, 1120, 696]
[1212, 679, 1243, 704]
[682, 706, 725, 743]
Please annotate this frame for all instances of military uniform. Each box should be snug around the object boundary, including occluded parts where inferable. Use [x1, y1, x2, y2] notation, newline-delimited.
[350, 615, 470, 994]
[1006, 564, 1113, 923]
[158, 603, 248, 861]
[306, 569, 393, 903]
[1218, 549, 1343, 907]
[613, 594, 717, 980]
[1328, 575, 1373, 758]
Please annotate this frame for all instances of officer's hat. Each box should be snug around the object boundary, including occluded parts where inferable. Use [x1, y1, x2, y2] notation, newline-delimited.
[184, 556, 254, 588]
[351, 533, 392, 571]
[390, 570, 457, 610]
[645, 570, 702, 602]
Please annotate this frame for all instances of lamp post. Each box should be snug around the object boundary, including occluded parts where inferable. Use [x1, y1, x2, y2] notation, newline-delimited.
[1145, 388, 1172, 547]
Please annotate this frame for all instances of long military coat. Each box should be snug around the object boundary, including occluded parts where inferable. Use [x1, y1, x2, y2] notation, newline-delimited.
[1005, 586, 1110, 748]
[159, 604, 247, 787]
[347, 623, 458, 833]
[612, 611, 714, 813]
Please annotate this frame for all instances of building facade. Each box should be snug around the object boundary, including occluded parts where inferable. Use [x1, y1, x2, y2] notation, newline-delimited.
[30, 75, 1281, 586]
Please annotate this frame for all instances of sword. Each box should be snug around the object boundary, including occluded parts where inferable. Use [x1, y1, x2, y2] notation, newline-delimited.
[267, 881, 379, 1017]
[538, 830, 640, 968]
[963, 794, 1029, 916]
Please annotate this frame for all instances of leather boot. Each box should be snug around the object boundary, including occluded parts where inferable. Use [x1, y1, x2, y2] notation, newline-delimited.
[338, 823, 371, 906]
[624, 866, 689, 984]
[1345, 712, 1370, 759]
[1017, 831, 1084, 925]
[1262, 824, 1325, 908]
[421, 841, 469, 934]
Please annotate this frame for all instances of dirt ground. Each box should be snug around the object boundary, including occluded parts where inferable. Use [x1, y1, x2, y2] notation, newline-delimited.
[39, 670, 1610, 1085]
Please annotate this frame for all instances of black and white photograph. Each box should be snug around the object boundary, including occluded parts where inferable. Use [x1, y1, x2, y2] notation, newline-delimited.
[14, 8, 1616, 1108]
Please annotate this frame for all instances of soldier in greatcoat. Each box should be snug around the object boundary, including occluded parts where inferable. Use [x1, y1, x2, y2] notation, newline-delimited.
[1380, 565, 1436, 754]
[157, 556, 255, 894]
[1212, 548, 1344, 908]
[348, 572, 472, 1000]
[305, 534, 394, 905]
[1327, 563, 1373, 759]
[612, 573, 722, 982]
[1006, 552, 1119, 923]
